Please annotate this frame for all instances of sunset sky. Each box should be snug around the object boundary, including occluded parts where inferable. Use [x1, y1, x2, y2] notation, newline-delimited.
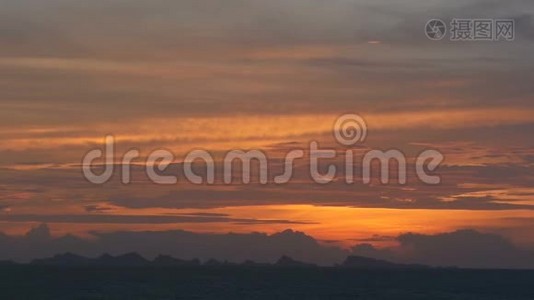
[0, 0, 533, 266]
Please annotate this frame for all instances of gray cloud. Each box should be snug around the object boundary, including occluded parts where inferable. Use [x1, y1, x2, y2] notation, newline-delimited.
[352, 229, 534, 269]
[2, 225, 533, 269]
[0, 225, 346, 265]
[0, 213, 310, 226]
[0, 0, 532, 127]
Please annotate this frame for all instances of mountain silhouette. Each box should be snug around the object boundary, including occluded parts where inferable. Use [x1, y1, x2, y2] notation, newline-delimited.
[32, 253, 91, 266]
[341, 255, 428, 269]
[32, 252, 150, 267]
[152, 255, 200, 266]
[97, 253, 149, 266]
[275, 255, 316, 267]
[203, 258, 236, 266]
[29, 252, 433, 269]
[241, 259, 270, 267]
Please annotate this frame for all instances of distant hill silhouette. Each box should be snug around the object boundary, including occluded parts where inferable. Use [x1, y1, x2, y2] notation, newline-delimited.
[29, 253, 265, 267]
[275, 255, 316, 267]
[32, 253, 91, 266]
[341, 255, 428, 269]
[5, 225, 533, 269]
[0, 260, 15, 265]
[29, 252, 431, 269]
[152, 255, 200, 266]
[241, 260, 271, 267]
[32, 252, 149, 267]
[97, 253, 149, 266]
[203, 258, 237, 267]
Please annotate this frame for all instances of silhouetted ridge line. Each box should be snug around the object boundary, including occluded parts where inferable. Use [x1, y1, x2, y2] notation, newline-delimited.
[275, 255, 316, 267]
[32, 252, 150, 266]
[29, 253, 430, 269]
[341, 255, 428, 269]
[152, 255, 200, 266]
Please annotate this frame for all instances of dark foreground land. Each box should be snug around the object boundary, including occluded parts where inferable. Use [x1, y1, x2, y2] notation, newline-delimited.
[1, 266, 533, 300]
